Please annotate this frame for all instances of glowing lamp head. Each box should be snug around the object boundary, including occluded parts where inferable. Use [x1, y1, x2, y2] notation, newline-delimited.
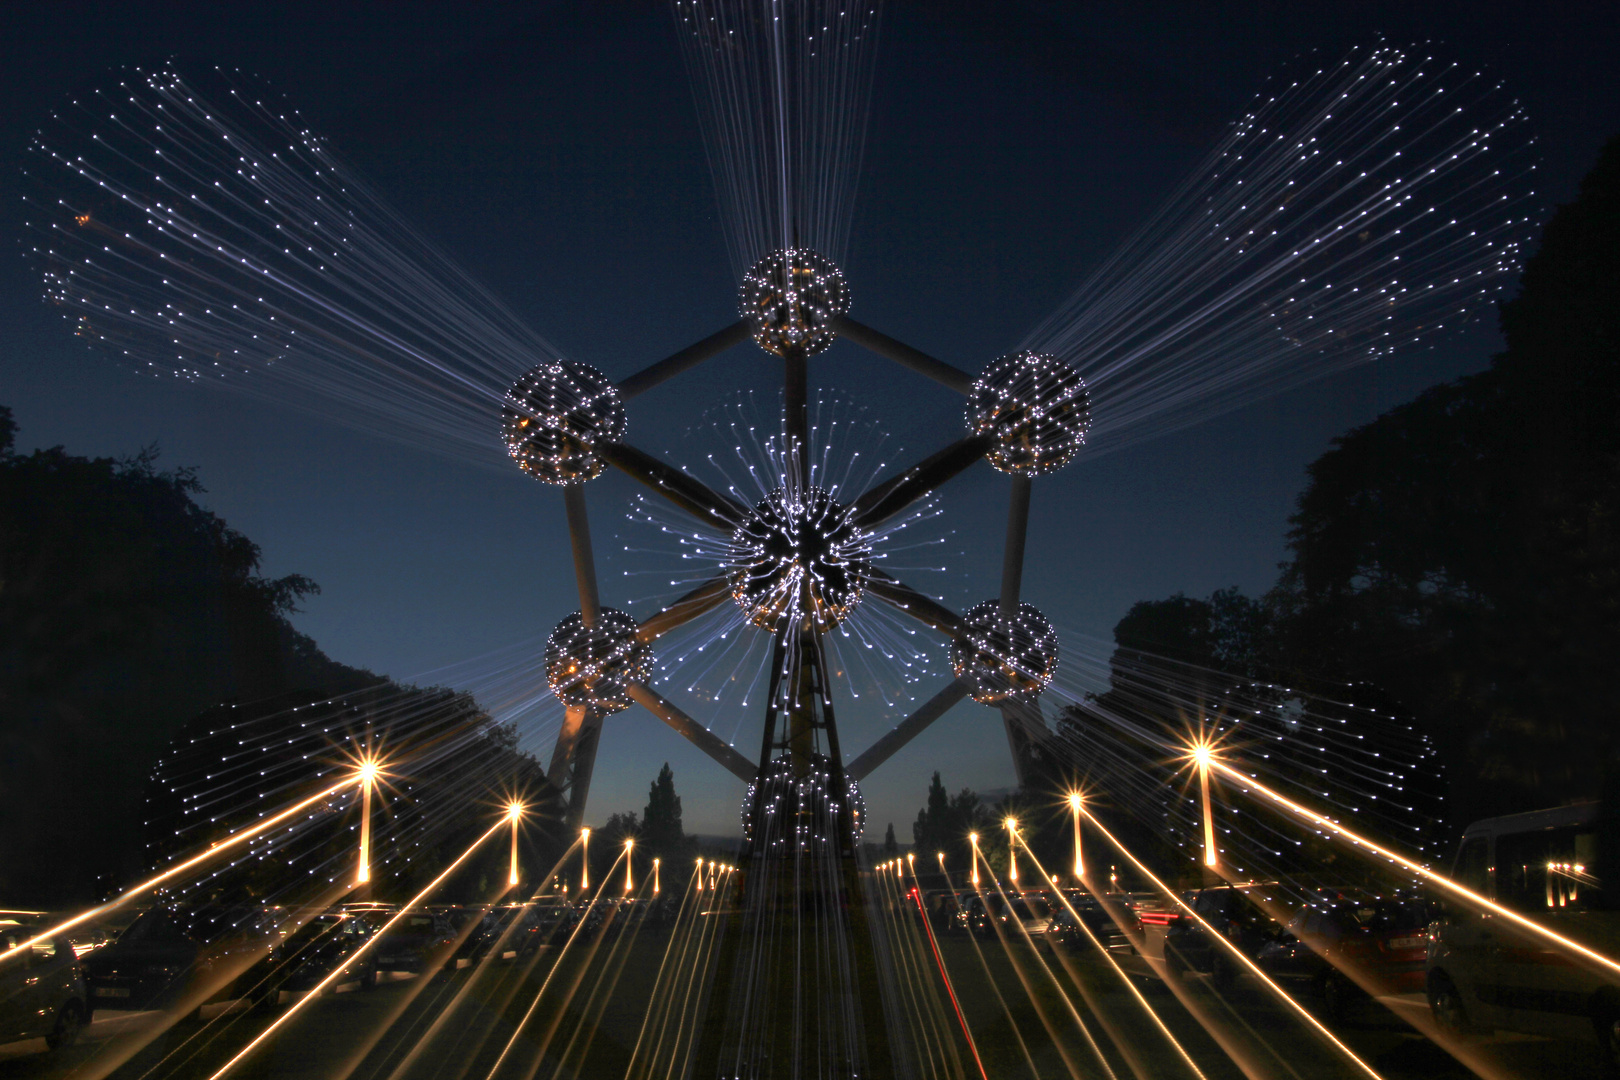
[952, 600, 1059, 704]
[1068, 792, 1083, 810]
[1004, 817, 1018, 832]
[624, 837, 634, 850]
[581, 827, 591, 839]
[357, 760, 380, 785]
[507, 802, 524, 821]
[969, 832, 979, 846]
[728, 487, 871, 633]
[500, 360, 626, 485]
[738, 248, 850, 357]
[1192, 744, 1214, 769]
[544, 608, 653, 713]
[967, 351, 1091, 476]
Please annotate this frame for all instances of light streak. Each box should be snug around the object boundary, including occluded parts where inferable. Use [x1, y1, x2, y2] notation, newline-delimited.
[1005, 817, 1019, 884]
[357, 760, 379, 885]
[1080, 806, 1387, 1080]
[2, 779, 349, 963]
[968, 833, 980, 887]
[1012, 834, 1208, 1080]
[581, 827, 590, 892]
[625, 838, 635, 893]
[1192, 742, 1219, 869]
[1208, 758, 1620, 981]
[1069, 792, 1084, 878]
[910, 860, 986, 1079]
[205, 812, 511, 1080]
[653, 857, 661, 896]
[508, 802, 524, 886]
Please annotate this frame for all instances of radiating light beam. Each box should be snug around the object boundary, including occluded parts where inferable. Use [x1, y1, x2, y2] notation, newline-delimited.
[1, 778, 350, 963]
[1208, 758, 1620, 981]
[1068, 792, 1085, 878]
[1080, 807, 1387, 1080]
[204, 812, 511, 1080]
[1013, 834, 1208, 1080]
[907, 859, 987, 1079]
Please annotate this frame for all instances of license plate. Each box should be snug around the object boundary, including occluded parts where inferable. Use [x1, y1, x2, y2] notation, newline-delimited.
[94, 986, 131, 998]
[1387, 936, 1424, 950]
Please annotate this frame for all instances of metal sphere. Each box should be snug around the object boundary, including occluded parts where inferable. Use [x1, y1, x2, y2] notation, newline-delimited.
[741, 755, 865, 849]
[966, 351, 1091, 476]
[738, 248, 851, 357]
[951, 600, 1060, 704]
[543, 608, 653, 714]
[728, 486, 872, 632]
[500, 360, 626, 485]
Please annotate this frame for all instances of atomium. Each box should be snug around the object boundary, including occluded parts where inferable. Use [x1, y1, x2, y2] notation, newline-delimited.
[544, 608, 654, 714]
[738, 248, 851, 357]
[741, 755, 865, 850]
[728, 486, 873, 633]
[500, 360, 626, 485]
[966, 351, 1091, 476]
[950, 600, 1060, 704]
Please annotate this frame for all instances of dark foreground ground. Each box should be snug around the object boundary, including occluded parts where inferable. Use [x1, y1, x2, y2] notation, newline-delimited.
[0, 926, 1607, 1080]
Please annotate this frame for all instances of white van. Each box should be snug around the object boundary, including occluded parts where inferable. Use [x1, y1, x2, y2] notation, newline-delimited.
[1427, 802, 1620, 1066]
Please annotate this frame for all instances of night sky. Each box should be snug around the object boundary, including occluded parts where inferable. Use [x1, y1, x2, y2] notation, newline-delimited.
[3, 1, 1618, 840]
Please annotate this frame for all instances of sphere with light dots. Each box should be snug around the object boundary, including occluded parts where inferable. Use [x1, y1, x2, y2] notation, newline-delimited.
[966, 351, 1091, 476]
[742, 755, 865, 849]
[500, 360, 626, 485]
[951, 600, 1060, 704]
[544, 608, 653, 713]
[738, 248, 851, 357]
[728, 486, 872, 633]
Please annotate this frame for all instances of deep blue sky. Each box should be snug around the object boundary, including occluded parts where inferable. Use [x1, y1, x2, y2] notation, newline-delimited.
[3, 1, 1618, 839]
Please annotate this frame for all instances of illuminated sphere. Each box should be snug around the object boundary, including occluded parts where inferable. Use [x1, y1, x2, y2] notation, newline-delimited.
[500, 360, 626, 485]
[966, 351, 1091, 475]
[741, 755, 865, 849]
[738, 248, 851, 357]
[951, 600, 1060, 704]
[543, 608, 653, 714]
[728, 486, 872, 633]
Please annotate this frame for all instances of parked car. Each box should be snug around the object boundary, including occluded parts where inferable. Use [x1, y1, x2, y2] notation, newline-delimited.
[1256, 897, 1431, 1016]
[237, 913, 377, 1006]
[0, 923, 88, 1050]
[1427, 802, 1620, 1069]
[81, 904, 282, 1014]
[1042, 894, 1115, 954]
[357, 909, 455, 975]
[953, 894, 1052, 940]
[1129, 883, 1288, 988]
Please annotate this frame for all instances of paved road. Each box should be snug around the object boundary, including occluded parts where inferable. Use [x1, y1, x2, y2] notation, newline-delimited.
[0, 930, 1609, 1080]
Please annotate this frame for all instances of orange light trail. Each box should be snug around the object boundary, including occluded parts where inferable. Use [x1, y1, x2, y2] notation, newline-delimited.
[1068, 792, 1084, 878]
[1012, 834, 1208, 1080]
[1207, 758, 1620, 981]
[508, 802, 524, 886]
[204, 812, 512, 1080]
[357, 762, 378, 885]
[905, 860, 987, 1079]
[1, 778, 350, 963]
[1079, 806, 1387, 1080]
